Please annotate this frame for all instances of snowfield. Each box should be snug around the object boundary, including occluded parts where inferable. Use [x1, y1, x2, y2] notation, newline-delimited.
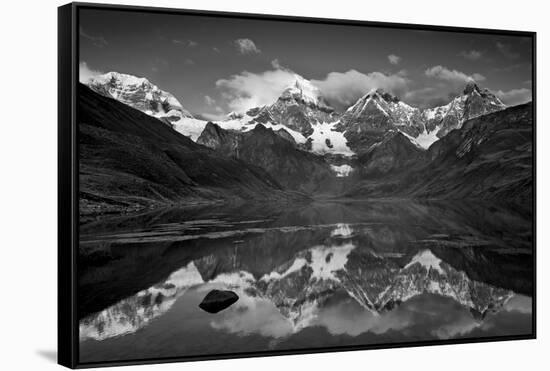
[330, 164, 354, 177]
[173, 115, 356, 159]
[310, 121, 355, 157]
[411, 125, 442, 149]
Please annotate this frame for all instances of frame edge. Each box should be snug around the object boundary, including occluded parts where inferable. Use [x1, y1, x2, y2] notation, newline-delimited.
[58, 2, 78, 369]
[64, 3, 536, 368]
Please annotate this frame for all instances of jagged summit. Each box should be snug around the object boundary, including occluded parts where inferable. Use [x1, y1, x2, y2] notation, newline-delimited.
[463, 80, 481, 95]
[279, 75, 332, 110]
[362, 88, 401, 103]
[345, 88, 406, 115]
[422, 81, 507, 139]
[242, 74, 337, 137]
[226, 111, 244, 120]
[86, 71, 194, 120]
[461, 80, 502, 101]
[91, 71, 151, 88]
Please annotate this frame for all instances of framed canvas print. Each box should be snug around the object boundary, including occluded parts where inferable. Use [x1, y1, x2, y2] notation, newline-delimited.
[58, 2, 536, 368]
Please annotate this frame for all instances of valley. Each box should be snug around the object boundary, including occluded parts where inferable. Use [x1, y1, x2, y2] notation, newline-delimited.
[80, 71, 532, 217]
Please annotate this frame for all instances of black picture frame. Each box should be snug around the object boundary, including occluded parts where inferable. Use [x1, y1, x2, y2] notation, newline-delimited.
[58, 2, 537, 368]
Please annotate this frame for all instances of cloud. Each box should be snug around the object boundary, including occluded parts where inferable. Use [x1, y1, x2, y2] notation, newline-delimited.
[79, 27, 108, 48]
[210, 293, 294, 339]
[492, 63, 526, 73]
[388, 54, 401, 65]
[216, 63, 505, 113]
[79, 62, 103, 83]
[503, 295, 532, 314]
[403, 86, 459, 109]
[271, 59, 282, 69]
[172, 39, 198, 47]
[311, 70, 409, 109]
[216, 67, 296, 113]
[234, 38, 261, 54]
[201, 112, 227, 121]
[425, 65, 485, 83]
[216, 64, 410, 113]
[495, 88, 532, 106]
[406, 65, 488, 108]
[458, 50, 483, 60]
[199, 97, 226, 121]
[496, 42, 520, 59]
[204, 95, 216, 106]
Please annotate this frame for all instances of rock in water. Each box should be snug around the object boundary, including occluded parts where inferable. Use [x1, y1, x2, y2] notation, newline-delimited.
[198, 290, 239, 313]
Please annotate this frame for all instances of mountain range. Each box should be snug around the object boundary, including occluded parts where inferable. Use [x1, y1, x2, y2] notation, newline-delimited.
[79, 243, 518, 341]
[78, 83, 305, 216]
[77, 199, 533, 321]
[86, 71, 506, 153]
[80, 71, 532, 214]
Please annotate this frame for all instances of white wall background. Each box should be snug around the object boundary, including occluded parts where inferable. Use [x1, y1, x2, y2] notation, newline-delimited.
[0, 0, 546, 369]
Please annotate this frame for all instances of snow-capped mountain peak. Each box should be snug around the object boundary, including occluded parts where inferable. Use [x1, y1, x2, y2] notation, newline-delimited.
[421, 81, 507, 140]
[91, 71, 150, 88]
[279, 75, 329, 109]
[345, 88, 412, 117]
[86, 71, 194, 123]
[339, 89, 422, 140]
[226, 111, 244, 120]
[463, 80, 481, 95]
[85, 70, 510, 160]
[365, 88, 400, 103]
[336, 81, 509, 151]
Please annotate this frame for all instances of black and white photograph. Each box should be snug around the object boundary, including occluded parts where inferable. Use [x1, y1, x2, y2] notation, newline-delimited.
[73, 4, 536, 366]
[70, 2, 535, 368]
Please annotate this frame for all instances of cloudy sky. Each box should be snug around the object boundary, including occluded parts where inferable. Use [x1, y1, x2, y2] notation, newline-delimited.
[79, 7, 533, 119]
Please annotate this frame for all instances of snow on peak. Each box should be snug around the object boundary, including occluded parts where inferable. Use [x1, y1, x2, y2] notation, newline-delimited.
[261, 243, 356, 283]
[330, 223, 354, 237]
[463, 80, 481, 95]
[280, 74, 325, 107]
[344, 89, 418, 130]
[92, 71, 151, 88]
[348, 89, 400, 112]
[226, 111, 244, 120]
[330, 164, 354, 177]
[362, 88, 400, 102]
[87, 71, 193, 119]
[404, 250, 445, 274]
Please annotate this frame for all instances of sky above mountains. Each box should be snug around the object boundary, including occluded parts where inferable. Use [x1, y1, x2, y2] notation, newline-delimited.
[79, 7, 533, 119]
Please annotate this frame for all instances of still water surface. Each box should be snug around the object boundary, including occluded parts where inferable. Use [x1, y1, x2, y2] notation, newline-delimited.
[78, 200, 533, 363]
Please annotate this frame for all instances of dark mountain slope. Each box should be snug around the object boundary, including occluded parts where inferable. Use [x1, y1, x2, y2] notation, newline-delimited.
[356, 131, 424, 176]
[336, 89, 423, 152]
[411, 102, 533, 202]
[78, 84, 303, 216]
[196, 122, 242, 157]
[344, 103, 533, 202]
[198, 122, 338, 193]
[431, 82, 506, 138]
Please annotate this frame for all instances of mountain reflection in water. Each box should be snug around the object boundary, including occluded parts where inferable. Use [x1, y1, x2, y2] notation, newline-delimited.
[78, 200, 533, 363]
